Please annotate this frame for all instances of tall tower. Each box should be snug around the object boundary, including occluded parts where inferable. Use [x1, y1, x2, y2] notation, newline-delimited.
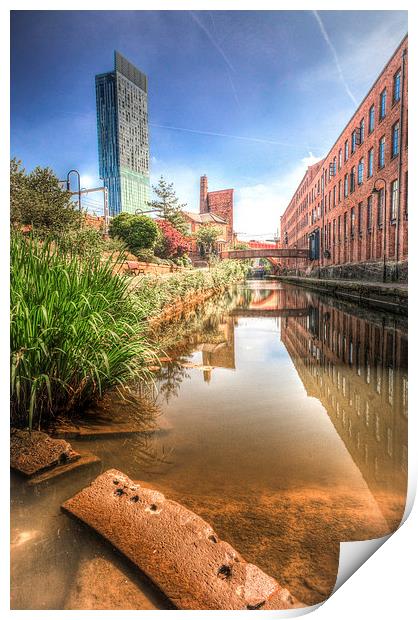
[198, 174, 234, 242]
[96, 51, 150, 216]
[199, 174, 208, 213]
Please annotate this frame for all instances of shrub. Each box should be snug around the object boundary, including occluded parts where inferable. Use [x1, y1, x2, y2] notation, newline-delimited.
[56, 226, 105, 257]
[135, 248, 158, 263]
[154, 219, 190, 259]
[102, 235, 129, 255]
[109, 213, 158, 255]
[10, 233, 153, 429]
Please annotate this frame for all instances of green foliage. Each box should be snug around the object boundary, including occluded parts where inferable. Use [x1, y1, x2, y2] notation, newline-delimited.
[259, 258, 273, 273]
[109, 212, 159, 256]
[10, 233, 153, 429]
[10, 158, 82, 236]
[56, 226, 105, 257]
[130, 260, 249, 321]
[174, 254, 192, 267]
[102, 235, 129, 255]
[148, 176, 189, 235]
[195, 223, 222, 257]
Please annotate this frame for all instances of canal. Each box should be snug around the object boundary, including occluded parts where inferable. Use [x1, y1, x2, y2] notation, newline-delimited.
[11, 281, 408, 609]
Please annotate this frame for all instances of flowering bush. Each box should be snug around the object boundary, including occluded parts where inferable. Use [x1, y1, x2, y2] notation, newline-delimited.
[155, 219, 190, 259]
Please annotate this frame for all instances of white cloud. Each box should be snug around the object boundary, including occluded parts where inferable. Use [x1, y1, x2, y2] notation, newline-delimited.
[234, 153, 322, 240]
[151, 154, 323, 240]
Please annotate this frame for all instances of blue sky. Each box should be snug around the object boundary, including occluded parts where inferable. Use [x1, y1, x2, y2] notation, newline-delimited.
[10, 10, 407, 239]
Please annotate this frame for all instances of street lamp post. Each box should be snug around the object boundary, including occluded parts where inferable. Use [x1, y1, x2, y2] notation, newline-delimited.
[372, 177, 387, 283]
[67, 169, 82, 212]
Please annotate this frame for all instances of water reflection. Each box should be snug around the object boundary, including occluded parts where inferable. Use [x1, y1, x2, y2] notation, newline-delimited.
[150, 280, 407, 603]
[158, 282, 407, 529]
[11, 280, 408, 609]
[280, 292, 408, 531]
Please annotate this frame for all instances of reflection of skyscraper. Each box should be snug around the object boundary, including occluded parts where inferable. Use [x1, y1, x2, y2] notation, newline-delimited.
[96, 51, 150, 216]
[281, 297, 408, 530]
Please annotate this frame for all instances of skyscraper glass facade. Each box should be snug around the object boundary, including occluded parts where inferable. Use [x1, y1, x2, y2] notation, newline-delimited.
[96, 51, 150, 216]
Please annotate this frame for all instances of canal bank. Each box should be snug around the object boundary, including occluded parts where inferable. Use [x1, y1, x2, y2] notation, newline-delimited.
[270, 276, 407, 315]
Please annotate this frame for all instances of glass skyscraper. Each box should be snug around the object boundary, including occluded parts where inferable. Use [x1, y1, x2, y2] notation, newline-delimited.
[95, 51, 150, 216]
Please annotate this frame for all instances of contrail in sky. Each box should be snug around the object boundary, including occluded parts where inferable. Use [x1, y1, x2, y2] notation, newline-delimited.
[190, 11, 242, 110]
[226, 71, 243, 111]
[313, 11, 358, 107]
[150, 122, 320, 150]
[190, 11, 235, 73]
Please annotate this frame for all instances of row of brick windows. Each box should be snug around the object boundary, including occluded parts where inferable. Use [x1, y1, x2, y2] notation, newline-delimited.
[284, 67, 403, 232]
[305, 119, 401, 230]
[329, 119, 399, 190]
[321, 174, 407, 250]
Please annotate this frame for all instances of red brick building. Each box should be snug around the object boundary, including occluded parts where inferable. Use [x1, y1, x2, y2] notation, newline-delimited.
[199, 175, 234, 243]
[183, 210, 229, 257]
[280, 35, 408, 281]
[248, 240, 278, 250]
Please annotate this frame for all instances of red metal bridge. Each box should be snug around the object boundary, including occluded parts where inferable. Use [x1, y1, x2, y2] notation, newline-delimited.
[220, 248, 309, 260]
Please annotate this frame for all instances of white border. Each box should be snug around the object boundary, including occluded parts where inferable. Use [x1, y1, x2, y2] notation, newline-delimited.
[3, 2, 416, 618]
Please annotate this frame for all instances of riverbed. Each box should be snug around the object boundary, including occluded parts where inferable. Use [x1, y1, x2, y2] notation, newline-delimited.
[11, 280, 408, 609]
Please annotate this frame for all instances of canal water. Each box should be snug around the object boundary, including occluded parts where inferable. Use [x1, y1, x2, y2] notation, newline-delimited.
[11, 281, 408, 609]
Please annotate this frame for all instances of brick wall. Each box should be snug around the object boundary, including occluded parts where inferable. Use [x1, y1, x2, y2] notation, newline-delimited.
[248, 241, 278, 249]
[280, 35, 408, 280]
[207, 189, 234, 242]
[85, 214, 106, 231]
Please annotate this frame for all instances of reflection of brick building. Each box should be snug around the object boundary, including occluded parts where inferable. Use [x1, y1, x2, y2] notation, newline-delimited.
[280, 35, 408, 280]
[201, 317, 236, 383]
[199, 175, 234, 243]
[281, 292, 408, 528]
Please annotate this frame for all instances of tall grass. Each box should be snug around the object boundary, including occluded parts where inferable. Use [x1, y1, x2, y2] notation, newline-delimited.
[131, 260, 249, 320]
[10, 234, 153, 429]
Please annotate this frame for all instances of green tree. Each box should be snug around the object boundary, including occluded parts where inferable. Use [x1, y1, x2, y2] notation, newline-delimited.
[195, 224, 222, 257]
[10, 158, 82, 235]
[109, 212, 158, 256]
[148, 176, 189, 235]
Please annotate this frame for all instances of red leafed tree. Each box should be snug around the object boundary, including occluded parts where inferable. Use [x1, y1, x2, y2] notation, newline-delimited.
[155, 219, 190, 259]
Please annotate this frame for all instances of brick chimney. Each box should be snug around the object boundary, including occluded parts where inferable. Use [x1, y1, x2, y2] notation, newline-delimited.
[200, 175, 208, 213]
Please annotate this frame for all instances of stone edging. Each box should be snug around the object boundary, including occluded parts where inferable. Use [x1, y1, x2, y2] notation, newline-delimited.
[274, 276, 407, 315]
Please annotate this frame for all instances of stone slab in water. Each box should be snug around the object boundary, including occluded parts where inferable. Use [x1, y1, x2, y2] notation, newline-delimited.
[62, 469, 303, 610]
[10, 429, 80, 477]
[27, 452, 101, 486]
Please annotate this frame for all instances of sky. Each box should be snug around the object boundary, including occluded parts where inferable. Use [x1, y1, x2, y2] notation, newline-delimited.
[10, 10, 407, 240]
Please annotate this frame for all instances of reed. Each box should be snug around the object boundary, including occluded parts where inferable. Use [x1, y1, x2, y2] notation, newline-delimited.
[10, 234, 153, 429]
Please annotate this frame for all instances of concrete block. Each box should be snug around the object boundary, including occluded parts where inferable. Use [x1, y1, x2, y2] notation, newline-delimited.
[62, 469, 303, 610]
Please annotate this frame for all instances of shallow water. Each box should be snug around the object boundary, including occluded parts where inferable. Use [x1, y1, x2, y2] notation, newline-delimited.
[11, 281, 408, 609]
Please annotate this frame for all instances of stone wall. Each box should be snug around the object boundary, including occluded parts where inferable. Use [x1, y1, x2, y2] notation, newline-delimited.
[282, 260, 408, 283]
